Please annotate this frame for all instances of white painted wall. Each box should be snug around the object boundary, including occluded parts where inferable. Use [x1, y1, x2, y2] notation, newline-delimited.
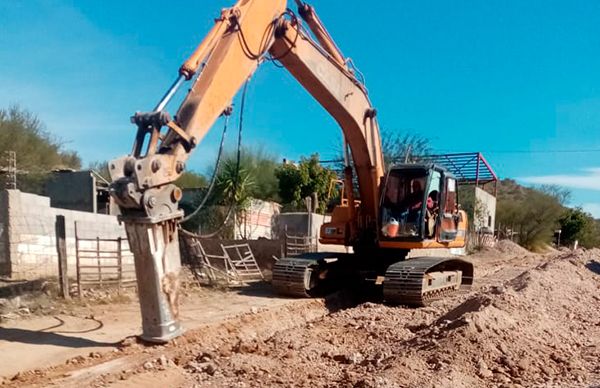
[474, 187, 497, 233]
[234, 199, 281, 240]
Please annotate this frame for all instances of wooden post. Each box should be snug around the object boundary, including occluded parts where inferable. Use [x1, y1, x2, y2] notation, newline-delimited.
[75, 222, 81, 297]
[117, 237, 123, 289]
[284, 225, 288, 257]
[55, 215, 70, 299]
[96, 237, 102, 287]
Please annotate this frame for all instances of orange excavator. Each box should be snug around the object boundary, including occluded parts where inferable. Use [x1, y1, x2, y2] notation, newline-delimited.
[109, 0, 473, 342]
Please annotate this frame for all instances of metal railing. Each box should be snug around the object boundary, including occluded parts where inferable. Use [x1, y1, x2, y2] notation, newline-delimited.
[74, 222, 136, 296]
[284, 233, 317, 256]
[179, 229, 264, 286]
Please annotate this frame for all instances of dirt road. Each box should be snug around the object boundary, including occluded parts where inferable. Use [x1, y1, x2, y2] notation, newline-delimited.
[0, 285, 294, 378]
[2, 244, 599, 387]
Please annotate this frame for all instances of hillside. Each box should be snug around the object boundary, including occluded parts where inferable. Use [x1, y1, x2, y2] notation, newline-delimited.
[459, 179, 599, 249]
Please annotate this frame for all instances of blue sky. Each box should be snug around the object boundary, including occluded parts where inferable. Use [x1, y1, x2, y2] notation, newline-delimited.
[1, 0, 599, 216]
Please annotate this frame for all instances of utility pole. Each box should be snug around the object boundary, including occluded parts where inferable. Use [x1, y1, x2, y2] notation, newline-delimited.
[5, 151, 16, 189]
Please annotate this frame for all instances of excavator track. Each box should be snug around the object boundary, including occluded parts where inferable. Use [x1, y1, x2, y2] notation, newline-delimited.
[383, 257, 473, 306]
[272, 257, 319, 297]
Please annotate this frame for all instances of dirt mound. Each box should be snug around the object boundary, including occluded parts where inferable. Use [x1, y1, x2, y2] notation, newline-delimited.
[493, 239, 531, 256]
[390, 249, 600, 387]
[182, 250, 600, 387]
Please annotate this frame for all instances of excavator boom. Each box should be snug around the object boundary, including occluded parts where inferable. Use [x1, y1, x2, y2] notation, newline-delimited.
[108, 0, 383, 342]
[108, 0, 470, 343]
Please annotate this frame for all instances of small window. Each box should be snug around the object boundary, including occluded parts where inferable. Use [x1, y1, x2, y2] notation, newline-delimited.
[444, 178, 457, 214]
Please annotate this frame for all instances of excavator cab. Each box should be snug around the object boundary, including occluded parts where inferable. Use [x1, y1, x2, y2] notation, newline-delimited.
[379, 164, 464, 245]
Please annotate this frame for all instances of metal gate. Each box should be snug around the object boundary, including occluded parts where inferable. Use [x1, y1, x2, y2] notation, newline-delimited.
[284, 233, 317, 256]
[74, 222, 136, 296]
[179, 229, 264, 286]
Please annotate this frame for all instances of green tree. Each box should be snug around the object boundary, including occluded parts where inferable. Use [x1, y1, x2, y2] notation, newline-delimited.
[216, 159, 255, 211]
[221, 146, 279, 201]
[539, 184, 571, 205]
[180, 145, 276, 236]
[0, 106, 82, 193]
[175, 171, 207, 189]
[275, 154, 337, 213]
[496, 189, 563, 250]
[559, 208, 600, 248]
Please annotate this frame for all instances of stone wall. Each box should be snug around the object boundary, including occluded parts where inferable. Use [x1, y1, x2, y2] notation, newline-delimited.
[0, 190, 130, 279]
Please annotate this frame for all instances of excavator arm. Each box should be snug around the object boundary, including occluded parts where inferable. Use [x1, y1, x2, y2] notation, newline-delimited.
[108, 0, 383, 342]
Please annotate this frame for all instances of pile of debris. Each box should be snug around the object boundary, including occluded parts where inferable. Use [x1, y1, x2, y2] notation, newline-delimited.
[182, 249, 600, 387]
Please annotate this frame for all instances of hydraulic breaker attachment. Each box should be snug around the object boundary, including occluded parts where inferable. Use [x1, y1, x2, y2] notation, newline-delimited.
[122, 215, 184, 343]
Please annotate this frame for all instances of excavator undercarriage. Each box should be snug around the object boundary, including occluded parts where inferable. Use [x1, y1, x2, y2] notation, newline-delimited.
[273, 253, 473, 306]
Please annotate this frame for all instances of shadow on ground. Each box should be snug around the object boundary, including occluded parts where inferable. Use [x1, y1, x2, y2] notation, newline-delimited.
[586, 260, 600, 275]
[0, 327, 119, 348]
[232, 282, 275, 298]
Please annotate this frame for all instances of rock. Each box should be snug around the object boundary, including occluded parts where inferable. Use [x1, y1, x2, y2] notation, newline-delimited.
[490, 285, 506, 294]
[187, 361, 217, 375]
[10, 296, 21, 308]
[143, 361, 154, 370]
[187, 361, 203, 373]
[204, 362, 218, 376]
[333, 352, 364, 365]
[476, 359, 494, 378]
[478, 366, 493, 378]
[250, 307, 259, 314]
[550, 353, 567, 364]
[492, 372, 511, 383]
[283, 350, 294, 359]
[197, 351, 214, 362]
[517, 359, 531, 371]
[158, 355, 168, 366]
[218, 346, 232, 358]
[66, 356, 86, 365]
[348, 352, 364, 364]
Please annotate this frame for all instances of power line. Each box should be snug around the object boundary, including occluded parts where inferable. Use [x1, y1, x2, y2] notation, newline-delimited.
[477, 149, 600, 155]
[308, 148, 600, 165]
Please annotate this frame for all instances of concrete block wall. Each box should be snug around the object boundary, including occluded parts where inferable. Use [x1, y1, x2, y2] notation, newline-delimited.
[0, 191, 10, 276]
[0, 190, 131, 279]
